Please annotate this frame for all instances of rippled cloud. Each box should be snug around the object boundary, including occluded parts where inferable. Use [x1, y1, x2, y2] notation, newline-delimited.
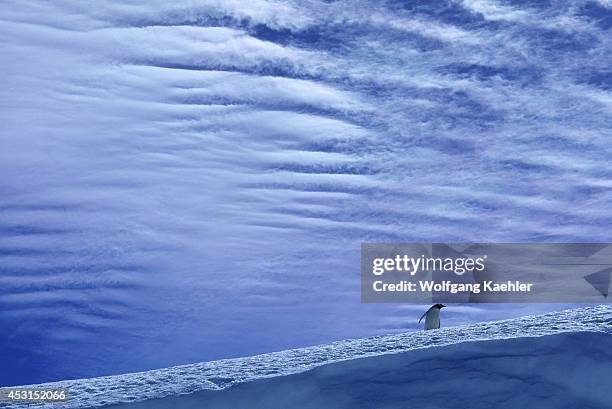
[0, 0, 610, 384]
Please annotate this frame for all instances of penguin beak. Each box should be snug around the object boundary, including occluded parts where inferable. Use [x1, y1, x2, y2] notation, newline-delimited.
[440, 304, 446, 308]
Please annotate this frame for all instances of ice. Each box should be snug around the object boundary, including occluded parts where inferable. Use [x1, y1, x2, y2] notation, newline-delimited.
[3, 305, 611, 408]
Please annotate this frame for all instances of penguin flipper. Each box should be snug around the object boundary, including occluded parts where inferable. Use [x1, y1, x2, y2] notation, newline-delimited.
[418, 312, 427, 323]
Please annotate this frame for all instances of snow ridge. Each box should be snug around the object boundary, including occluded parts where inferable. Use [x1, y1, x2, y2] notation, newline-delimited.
[2, 305, 611, 409]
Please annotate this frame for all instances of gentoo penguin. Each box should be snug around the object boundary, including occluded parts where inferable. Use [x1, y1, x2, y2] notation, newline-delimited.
[419, 304, 446, 330]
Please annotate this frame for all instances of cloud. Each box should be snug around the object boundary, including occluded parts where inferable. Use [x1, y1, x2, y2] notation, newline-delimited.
[1, 0, 611, 383]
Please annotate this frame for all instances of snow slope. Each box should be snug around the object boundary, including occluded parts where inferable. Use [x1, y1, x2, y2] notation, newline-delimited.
[2, 306, 611, 409]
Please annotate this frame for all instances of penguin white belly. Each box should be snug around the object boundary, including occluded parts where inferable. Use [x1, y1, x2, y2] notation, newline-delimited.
[424, 308, 440, 330]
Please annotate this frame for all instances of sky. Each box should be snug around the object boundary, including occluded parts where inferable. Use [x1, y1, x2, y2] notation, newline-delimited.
[0, 0, 611, 386]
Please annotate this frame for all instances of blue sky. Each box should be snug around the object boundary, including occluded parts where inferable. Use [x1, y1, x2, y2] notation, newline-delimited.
[0, 0, 611, 385]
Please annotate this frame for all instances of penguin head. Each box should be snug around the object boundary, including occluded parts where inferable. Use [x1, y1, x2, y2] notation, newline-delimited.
[434, 303, 446, 309]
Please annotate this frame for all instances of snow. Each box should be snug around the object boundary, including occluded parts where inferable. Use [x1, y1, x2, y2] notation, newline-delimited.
[3, 305, 611, 409]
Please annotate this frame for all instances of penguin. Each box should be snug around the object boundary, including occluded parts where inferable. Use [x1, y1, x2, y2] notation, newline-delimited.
[419, 304, 446, 330]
